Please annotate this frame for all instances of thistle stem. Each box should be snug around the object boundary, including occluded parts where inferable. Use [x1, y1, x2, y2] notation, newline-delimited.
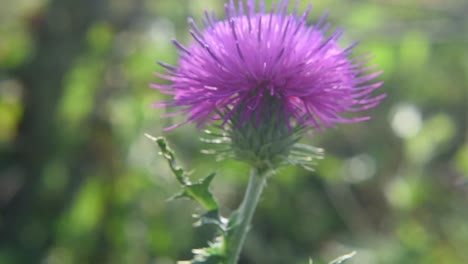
[226, 167, 269, 264]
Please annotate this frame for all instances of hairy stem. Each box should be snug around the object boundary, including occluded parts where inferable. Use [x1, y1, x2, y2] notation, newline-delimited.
[226, 167, 270, 264]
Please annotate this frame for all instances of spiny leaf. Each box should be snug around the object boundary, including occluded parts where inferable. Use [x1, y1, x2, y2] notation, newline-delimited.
[146, 134, 187, 184]
[185, 173, 218, 211]
[168, 190, 192, 201]
[329, 251, 356, 264]
[194, 210, 228, 231]
[168, 174, 219, 211]
[147, 134, 219, 211]
[192, 247, 225, 264]
[180, 236, 225, 264]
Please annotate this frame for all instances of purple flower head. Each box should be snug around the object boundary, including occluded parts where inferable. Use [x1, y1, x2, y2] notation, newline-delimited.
[152, 0, 385, 132]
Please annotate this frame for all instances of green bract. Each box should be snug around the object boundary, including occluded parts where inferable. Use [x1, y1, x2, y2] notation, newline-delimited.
[203, 97, 324, 172]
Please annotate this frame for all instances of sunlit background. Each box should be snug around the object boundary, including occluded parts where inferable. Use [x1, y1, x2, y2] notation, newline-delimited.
[0, 0, 467, 263]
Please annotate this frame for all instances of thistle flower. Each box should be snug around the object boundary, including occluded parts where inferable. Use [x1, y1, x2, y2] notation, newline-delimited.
[152, 0, 385, 169]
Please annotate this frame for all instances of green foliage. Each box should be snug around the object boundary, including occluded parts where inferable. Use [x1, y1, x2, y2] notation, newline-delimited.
[148, 135, 219, 211]
[148, 135, 226, 263]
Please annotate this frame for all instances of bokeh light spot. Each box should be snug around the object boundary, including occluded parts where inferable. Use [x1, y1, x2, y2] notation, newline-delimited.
[390, 103, 422, 139]
[343, 154, 377, 183]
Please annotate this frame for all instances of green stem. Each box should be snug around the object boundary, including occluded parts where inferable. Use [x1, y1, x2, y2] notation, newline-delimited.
[226, 167, 269, 264]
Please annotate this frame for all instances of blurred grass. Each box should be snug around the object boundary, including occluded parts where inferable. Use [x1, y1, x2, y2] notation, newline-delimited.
[0, 0, 467, 263]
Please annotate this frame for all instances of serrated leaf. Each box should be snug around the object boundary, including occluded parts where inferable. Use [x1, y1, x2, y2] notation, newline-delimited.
[185, 173, 218, 211]
[146, 134, 188, 184]
[329, 251, 356, 264]
[147, 135, 219, 211]
[148, 135, 225, 263]
[168, 190, 192, 201]
[188, 237, 225, 264]
[194, 210, 228, 231]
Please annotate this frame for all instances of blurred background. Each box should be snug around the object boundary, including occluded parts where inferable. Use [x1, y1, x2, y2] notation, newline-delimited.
[0, 0, 467, 263]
